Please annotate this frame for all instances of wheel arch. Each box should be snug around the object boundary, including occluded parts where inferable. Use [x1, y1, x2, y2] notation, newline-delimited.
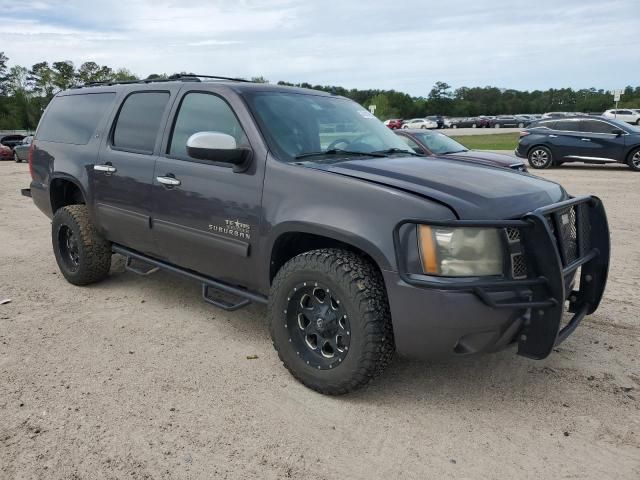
[267, 224, 389, 285]
[49, 174, 88, 214]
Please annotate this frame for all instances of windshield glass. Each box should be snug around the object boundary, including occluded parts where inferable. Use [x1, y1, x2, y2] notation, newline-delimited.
[244, 91, 411, 161]
[412, 132, 468, 154]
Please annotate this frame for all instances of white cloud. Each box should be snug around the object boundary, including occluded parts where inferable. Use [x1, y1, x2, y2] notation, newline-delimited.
[0, 0, 638, 94]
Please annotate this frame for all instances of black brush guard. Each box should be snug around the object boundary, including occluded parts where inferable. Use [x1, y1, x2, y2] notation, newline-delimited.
[393, 195, 610, 360]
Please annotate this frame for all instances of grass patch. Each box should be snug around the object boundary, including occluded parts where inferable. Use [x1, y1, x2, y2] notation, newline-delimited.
[451, 132, 520, 151]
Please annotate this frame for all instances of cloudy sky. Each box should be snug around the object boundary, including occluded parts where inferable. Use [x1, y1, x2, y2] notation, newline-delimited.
[1, 0, 637, 95]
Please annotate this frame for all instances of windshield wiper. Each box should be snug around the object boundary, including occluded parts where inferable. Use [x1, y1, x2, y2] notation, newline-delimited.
[295, 148, 387, 160]
[442, 149, 469, 154]
[372, 148, 423, 156]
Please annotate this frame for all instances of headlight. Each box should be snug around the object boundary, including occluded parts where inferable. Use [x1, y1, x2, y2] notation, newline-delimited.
[418, 225, 504, 277]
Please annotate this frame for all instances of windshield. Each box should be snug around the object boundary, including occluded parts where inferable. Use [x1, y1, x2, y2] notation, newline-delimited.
[244, 91, 411, 161]
[412, 132, 468, 154]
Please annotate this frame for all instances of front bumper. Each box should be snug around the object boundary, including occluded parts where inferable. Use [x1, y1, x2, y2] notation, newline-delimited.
[388, 195, 610, 360]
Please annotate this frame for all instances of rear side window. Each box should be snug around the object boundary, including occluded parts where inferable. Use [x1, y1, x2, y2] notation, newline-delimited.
[37, 93, 115, 145]
[112, 92, 170, 153]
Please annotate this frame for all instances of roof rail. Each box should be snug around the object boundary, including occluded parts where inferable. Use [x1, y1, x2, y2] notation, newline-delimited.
[80, 74, 251, 88]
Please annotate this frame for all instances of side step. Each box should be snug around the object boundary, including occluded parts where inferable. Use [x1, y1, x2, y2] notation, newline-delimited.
[112, 244, 268, 311]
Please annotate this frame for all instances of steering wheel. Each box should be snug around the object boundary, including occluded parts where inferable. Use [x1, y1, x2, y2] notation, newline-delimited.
[326, 134, 370, 151]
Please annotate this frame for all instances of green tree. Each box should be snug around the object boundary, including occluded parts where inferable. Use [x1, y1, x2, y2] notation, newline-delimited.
[52, 61, 77, 91]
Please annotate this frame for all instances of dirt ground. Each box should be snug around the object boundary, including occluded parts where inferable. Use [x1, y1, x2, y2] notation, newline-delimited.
[1, 160, 638, 480]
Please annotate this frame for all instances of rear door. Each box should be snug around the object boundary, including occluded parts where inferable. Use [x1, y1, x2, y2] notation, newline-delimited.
[576, 119, 626, 162]
[547, 119, 583, 160]
[150, 88, 266, 289]
[92, 87, 178, 255]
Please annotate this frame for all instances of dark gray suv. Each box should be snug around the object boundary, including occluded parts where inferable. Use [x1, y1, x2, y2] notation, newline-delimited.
[22, 76, 610, 394]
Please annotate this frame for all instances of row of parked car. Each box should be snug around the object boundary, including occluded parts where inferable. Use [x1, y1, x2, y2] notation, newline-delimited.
[384, 109, 640, 131]
[0, 134, 33, 162]
[385, 115, 542, 130]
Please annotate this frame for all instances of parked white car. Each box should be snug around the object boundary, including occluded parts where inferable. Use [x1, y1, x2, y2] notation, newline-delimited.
[603, 109, 640, 125]
[402, 118, 438, 129]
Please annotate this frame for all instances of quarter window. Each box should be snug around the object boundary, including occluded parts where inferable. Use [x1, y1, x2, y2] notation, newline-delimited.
[169, 92, 247, 158]
[112, 92, 170, 153]
[37, 93, 116, 145]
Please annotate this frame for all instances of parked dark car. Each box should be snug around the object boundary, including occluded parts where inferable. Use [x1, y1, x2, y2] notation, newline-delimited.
[22, 76, 610, 394]
[13, 135, 33, 162]
[489, 116, 529, 128]
[516, 116, 640, 170]
[395, 129, 527, 171]
[476, 116, 493, 128]
[0, 134, 26, 150]
[450, 117, 480, 128]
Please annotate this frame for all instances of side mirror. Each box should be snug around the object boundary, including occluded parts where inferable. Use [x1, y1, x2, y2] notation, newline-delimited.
[186, 132, 251, 172]
[611, 129, 624, 136]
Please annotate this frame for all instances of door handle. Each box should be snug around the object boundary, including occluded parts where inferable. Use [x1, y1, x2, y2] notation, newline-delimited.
[94, 164, 117, 173]
[581, 138, 591, 142]
[156, 176, 181, 187]
[549, 134, 558, 138]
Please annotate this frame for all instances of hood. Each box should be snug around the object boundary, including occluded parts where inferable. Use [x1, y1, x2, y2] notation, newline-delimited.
[307, 156, 566, 220]
[445, 150, 525, 168]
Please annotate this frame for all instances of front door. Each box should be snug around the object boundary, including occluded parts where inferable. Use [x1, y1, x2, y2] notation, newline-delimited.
[576, 119, 626, 161]
[92, 89, 175, 255]
[151, 90, 265, 289]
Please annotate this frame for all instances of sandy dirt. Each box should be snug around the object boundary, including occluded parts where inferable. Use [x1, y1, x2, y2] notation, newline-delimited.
[1, 161, 638, 479]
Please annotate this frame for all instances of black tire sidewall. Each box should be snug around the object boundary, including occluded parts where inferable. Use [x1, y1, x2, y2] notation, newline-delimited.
[528, 146, 553, 169]
[270, 266, 369, 388]
[51, 206, 111, 285]
[52, 208, 87, 282]
[628, 147, 640, 171]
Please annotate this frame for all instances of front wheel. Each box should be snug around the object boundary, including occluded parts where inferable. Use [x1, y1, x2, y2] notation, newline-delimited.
[518, 122, 525, 128]
[628, 147, 640, 171]
[14, 152, 20, 163]
[268, 249, 394, 395]
[494, 124, 501, 128]
[52, 205, 112, 285]
[528, 146, 554, 169]
[452, 124, 458, 129]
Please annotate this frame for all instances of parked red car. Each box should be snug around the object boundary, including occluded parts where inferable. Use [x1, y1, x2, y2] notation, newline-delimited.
[0, 144, 13, 160]
[384, 119, 403, 130]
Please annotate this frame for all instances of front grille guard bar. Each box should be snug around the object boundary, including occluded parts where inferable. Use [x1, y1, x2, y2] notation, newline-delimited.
[392, 195, 610, 359]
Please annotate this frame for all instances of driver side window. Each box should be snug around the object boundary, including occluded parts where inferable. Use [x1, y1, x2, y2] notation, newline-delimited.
[169, 92, 247, 159]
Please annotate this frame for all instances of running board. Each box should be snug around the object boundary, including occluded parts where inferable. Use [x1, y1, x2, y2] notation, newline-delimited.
[112, 244, 268, 311]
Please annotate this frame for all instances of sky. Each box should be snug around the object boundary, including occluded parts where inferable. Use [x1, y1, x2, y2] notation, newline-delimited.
[1, 0, 638, 96]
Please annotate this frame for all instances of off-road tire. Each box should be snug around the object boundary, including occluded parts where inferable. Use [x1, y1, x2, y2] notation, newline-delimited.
[52, 205, 112, 285]
[628, 147, 640, 171]
[268, 249, 394, 395]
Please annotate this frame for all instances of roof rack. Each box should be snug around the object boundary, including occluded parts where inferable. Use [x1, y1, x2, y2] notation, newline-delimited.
[80, 74, 251, 88]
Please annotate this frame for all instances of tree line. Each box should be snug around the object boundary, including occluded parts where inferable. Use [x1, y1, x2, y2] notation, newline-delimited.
[1, 52, 639, 130]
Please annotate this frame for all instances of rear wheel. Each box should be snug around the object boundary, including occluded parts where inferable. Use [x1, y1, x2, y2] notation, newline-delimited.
[268, 249, 394, 395]
[472, 123, 477, 128]
[528, 146, 554, 169]
[518, 122, 525, 128]
[52, 205, 112, 285]
[628, 147, 640, 171]
[452, 124, 457, 129]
